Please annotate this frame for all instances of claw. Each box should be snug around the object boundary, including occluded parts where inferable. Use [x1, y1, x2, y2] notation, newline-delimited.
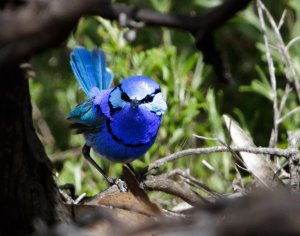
[114, 178, 128, 192]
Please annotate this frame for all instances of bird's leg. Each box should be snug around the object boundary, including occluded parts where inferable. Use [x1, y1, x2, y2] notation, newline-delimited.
[82, 144, 114, 184]
[82, 144, 127, 192]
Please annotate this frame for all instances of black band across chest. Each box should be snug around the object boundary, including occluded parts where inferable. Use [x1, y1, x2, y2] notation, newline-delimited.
[106, 118, 146, 148]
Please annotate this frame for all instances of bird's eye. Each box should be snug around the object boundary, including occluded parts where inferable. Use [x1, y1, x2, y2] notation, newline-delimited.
[143, 94, 154, 103]
[121, 92, 131, 102]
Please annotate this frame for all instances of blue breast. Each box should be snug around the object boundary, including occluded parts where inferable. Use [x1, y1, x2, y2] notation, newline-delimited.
[110, 104, 161, 145]
[85, 94, 161, 163]
[85, 118, 158, 163]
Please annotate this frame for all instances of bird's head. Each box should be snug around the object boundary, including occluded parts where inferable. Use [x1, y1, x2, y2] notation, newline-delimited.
[108, 76, 167, 117]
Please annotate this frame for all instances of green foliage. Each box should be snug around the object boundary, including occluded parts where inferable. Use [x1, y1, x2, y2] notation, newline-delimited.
[29, 0, 300, 199]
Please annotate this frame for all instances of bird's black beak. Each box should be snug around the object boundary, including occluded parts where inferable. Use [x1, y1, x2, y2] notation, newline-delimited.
[131, 98, 139, 109]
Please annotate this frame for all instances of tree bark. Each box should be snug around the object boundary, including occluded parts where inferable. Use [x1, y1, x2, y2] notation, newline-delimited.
[0, 65, 64, 236]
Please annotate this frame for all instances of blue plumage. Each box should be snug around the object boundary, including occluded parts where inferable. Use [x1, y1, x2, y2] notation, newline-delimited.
[67, 46, 167, 182]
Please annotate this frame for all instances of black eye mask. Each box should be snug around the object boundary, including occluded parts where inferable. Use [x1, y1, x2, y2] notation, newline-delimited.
[119, 85, 161, 105]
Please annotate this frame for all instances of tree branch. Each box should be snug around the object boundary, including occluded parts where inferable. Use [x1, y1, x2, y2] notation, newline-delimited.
[93, 0, 252, 32]
[0, 0, 109, 67]
[144, 174, 202, 206]
[94, 0, 252, 83]
[288, 131, 300, 191]
[141, 146, 299, 175]
[0, 0, 252, 83]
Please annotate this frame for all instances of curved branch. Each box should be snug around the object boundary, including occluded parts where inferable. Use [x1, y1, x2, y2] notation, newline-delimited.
[144, 175, 202, 206]
[0, 0, 109, 67]
[94, 0, 251, 32]
[0, 0, 252, 68]
[94, 0, 251, 83]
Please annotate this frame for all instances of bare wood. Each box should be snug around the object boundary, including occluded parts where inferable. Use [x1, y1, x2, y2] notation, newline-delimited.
[144, 175, 203, 206]
[140, 146, 298, 175]
[277, 106, 300, 125]
[257, 0, 300, 104]
[288, 131, 300, 191]
[257, 0, 279, 148]
[163, 168, 220, 198]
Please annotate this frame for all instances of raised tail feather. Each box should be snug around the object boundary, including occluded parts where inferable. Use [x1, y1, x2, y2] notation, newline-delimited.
[70, 46, 114, 96]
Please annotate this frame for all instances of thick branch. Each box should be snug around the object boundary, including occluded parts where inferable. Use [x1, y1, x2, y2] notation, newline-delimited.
[0, 0, 109, 66]
[95, 0, 252, 83]
[94, 0, 251, 32]
[0, 0, 252, 69]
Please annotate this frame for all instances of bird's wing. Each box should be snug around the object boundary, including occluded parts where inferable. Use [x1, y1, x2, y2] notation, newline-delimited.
[70, 46, 114, 96]
[66, 98, 103, 133]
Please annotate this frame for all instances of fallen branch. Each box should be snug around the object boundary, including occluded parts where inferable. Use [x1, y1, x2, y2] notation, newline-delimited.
[164, 168, 220, 198]
[144, 174, 203, 206]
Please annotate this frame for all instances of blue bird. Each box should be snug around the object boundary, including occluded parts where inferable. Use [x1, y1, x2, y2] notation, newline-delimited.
[67, 46, 167, 188]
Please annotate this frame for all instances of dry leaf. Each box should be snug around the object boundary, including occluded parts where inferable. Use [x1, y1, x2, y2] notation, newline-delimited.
[223, 115, 282, 188]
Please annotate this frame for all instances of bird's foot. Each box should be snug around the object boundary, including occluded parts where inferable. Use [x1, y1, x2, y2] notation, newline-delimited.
[138, 180, 147, 190]
[106, 176, 127, 192]
[114, 178, 128, 192]
[133, 171, 149, 190]
[132, 172, 147, 189]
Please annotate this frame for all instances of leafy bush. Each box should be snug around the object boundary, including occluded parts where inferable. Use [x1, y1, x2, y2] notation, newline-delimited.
[29, 0, 300, 197]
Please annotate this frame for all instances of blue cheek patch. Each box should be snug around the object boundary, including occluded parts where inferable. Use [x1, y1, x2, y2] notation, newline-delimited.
[109, 87, 126, 109]
[141, 92, 167, 116]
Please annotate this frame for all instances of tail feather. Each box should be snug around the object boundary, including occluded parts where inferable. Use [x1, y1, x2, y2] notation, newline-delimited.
[91, 48, 106, 90]
[104, 68, 113, 89]
[70, 46, 113, 96]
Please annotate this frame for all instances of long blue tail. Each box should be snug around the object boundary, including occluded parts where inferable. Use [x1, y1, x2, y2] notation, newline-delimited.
[70, 46, 113, 96]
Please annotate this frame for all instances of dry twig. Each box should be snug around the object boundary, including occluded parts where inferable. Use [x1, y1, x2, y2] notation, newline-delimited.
[288, 131, 300, 191]
[257, 1, 300, 103]
[257, 0, 279, 148]
[257, 0, 300, 149]
[141, 146, 299, 175]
